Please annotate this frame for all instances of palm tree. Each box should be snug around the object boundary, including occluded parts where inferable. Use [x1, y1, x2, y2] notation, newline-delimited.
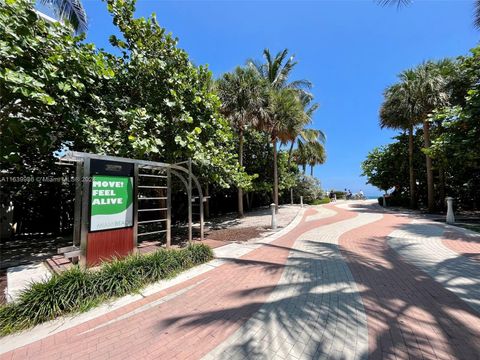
[411, 63, 449, 212]
[39, 0, 88, 33]
[261, 88, 304, 211]
[380, 82, 418, 208]
[281, 93, 325, 167]
[249, 48, 313, 210]
[306, 142, 327, 176]
[216, 66, 267, 217]
[248, 49, 312, 93]
[381, 62, 448, 212]
[293, 141, 326, 176]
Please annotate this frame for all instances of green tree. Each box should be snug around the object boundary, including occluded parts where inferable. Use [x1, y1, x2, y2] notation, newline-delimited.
[0, 0, 113, 233]
[249, 49, 312, 93]
[362, 134, 425, 202]
[381, 63, 449, 212]
[249, 48, 314, 210]
[380, 82, 418, 207]
[0, 0, 251, 235]
[216, 66, 267, 216]
[293, 140, 326, 176]
[428, 47, 480, 209]
[282, 93, 325, 167]
[94, 0, 250, 188]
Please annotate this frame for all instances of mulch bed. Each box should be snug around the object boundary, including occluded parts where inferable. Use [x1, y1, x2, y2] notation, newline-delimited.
[0, 270, 6, 304]
[204, 226, 264, 242]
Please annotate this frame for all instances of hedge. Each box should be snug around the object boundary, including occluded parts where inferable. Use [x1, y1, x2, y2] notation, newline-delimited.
[0, 243, 213, 336]
[310, 197, 331, 205]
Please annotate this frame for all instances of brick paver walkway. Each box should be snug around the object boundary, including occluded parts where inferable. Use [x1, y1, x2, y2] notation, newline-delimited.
[1, 202, 479, 360]
[338, 205, 480, 360]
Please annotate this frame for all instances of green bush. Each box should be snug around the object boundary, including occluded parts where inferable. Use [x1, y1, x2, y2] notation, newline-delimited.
[0, 243, 213, 336]
[310, 198, 330, 205]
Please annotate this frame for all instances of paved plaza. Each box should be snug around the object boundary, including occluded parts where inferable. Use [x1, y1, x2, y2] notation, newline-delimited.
[1, 201, 479, 359]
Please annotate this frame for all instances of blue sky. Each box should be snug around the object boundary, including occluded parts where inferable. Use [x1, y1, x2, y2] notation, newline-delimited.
[42, 0, 479, 196]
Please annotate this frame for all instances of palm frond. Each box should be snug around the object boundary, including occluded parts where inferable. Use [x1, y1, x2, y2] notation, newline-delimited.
[288, 79, 313, 90]
[40, 0, 88, 33]
[476, 0, 480, 29]
[377, 0, 412, 8]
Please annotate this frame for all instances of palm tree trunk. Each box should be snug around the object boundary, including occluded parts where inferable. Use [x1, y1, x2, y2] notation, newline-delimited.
[408, 125, 416, 209]
[238, 129, 244, 217]
[288, 140, 295, 205]
[310, 165, 314, 176]
[439, 167, 445, 209]
[287, 140, 295, 167]
[204, 184, 210, 219]
[423, 120, 435, 212]
[273, 138, 279, 213]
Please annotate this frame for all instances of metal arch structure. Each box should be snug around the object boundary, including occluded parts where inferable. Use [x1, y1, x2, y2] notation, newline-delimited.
[58, 151, 205, 267]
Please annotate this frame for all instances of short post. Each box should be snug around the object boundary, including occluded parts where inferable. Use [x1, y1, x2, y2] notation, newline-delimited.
[300, 196, 304, 208]
[382, 195, 387, 207]
[270, 203, 277, 230]
[446, 197, 455, 224]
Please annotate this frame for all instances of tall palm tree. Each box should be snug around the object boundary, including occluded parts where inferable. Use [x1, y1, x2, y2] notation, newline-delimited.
[381, 63, 448, 212]
[249, 48, 313, 210]
[216, 66, 267, 217]
[380, 82, 418, 208]
[261, 88, 304, 211]
[39, 0, 88, 33]
[411, 62, 448, 212]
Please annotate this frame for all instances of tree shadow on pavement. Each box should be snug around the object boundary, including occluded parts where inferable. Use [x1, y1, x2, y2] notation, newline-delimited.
[158, 208, 480, 359]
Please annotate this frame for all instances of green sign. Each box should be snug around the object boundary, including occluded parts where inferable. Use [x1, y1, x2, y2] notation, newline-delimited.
[90, 175, 133, 231]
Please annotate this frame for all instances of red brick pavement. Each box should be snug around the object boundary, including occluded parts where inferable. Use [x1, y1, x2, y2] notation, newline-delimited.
[442, 229, 480, 262]
[338, 205, 480, 360]
[0, 205, 355, 360]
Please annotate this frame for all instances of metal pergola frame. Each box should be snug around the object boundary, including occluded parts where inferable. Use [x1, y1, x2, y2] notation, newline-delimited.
[58, 151, 204, 266]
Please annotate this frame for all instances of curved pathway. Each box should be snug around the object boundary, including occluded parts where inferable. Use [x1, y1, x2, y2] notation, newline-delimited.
[388, 220, 480, 313]
[1, 202, 479, 360]
[205, 210, 381, 360]
[338, 203, 480, 360]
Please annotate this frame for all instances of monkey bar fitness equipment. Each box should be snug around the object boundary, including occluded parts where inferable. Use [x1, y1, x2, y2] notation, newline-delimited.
[57, 152, 205, 267]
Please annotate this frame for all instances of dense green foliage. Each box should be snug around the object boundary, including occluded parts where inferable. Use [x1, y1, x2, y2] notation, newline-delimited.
[0, 0, 251, 234]
[292, 175, 324, 204]
[0, 0, 246, 181]
[0, 0, 326, 235]
[0, 243, 213, 336]
[364, 46, 480, 210]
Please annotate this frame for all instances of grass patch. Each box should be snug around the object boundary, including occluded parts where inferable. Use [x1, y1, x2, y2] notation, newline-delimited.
[452, 222, 480, 234]
[0, 243, 213, 336]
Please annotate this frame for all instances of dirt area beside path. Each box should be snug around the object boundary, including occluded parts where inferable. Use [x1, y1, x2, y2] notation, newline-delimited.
[201, 205, 301, 245]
